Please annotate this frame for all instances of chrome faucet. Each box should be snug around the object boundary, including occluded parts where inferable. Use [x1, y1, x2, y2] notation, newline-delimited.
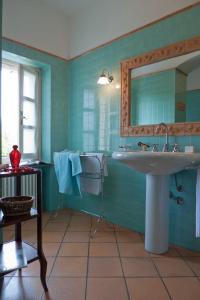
[156, 122, 169, 152]
[137, 142, 150, 151]
[172, 144, 180, 152]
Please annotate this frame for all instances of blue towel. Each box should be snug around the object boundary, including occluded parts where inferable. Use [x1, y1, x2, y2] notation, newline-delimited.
[54, 151, 82, 195]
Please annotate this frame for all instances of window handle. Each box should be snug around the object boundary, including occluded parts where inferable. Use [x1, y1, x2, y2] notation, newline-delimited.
[20, 111, 27, 125]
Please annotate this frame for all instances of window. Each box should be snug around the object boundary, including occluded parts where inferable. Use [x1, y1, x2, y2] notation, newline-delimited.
[82, 88, 95, 151]
[1, 59, 41, 163]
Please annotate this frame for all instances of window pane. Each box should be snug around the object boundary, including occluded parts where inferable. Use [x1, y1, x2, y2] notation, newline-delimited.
[23, 129, 35, 153]
[1, 60, 40, 162]
[1, 62, 19, 157]
[23, 100, 36, 126]
[83, 89, 95, 109]
[23, 71, 36, 99]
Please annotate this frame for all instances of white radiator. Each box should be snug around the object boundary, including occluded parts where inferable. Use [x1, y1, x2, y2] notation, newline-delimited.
[1, 174, 37, 208]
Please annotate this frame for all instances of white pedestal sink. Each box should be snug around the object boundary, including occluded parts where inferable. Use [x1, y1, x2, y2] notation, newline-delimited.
[112, 151, 200, 254]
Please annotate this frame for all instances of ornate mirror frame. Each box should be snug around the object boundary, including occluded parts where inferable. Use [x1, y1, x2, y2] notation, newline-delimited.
[121, 36, 200, 136]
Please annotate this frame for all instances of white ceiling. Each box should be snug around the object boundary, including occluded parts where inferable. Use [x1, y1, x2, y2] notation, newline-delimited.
[3, 0, 199, 58]
[41, 0, 93, 16]
[40, 0, 199, 18]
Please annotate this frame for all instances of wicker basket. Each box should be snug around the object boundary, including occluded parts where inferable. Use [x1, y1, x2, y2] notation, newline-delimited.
[0, 196, 34, 217]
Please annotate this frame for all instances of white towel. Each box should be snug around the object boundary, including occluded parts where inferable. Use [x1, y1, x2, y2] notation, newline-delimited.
[196, 169, 200, 237]
[80, 153, 108, 195]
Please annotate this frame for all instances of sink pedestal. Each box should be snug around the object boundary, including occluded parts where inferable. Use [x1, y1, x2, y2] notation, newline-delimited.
[145, 175, 170, 254]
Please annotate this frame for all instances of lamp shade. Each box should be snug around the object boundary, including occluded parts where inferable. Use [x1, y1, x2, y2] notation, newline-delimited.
[97, 72, 109, 85]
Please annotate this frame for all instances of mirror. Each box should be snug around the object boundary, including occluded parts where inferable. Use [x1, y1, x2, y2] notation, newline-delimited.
[121, 36, 200, 136]
[131, 51, 200, 125]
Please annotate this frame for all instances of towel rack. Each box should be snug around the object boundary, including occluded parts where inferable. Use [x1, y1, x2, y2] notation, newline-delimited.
[53, 151, 111, 235]
[79, 154, 109, 237]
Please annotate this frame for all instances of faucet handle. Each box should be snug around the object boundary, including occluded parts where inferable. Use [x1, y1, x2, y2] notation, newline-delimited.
[172, 144, 180, 152]
[151, 144, 159, 152]
[137, 142, 150, 151]
[119, 145, 131, 151]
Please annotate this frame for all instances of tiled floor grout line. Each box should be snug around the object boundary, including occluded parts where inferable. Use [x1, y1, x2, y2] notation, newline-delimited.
[140, 234, 176, 300]
[148, 247, 173, 300]
[181, 256, 198, 277]
[40, 210, 73, 299]
[84, 216, 93, 300]
[177, 254, 199, 278]
[114, 227, 131, 300]
[11, 274, 198, 279]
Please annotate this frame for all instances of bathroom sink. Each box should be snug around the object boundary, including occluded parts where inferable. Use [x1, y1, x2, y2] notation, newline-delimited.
[112, 150, 200, 254]
[112, 151, 200, 175]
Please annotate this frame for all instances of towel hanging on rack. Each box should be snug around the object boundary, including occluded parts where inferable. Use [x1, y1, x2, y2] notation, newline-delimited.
[54, 151, 82, 195]
[80, 153, 108, 195]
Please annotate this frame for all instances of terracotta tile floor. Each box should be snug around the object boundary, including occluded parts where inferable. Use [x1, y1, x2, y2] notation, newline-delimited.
[1, 208, 200, 300]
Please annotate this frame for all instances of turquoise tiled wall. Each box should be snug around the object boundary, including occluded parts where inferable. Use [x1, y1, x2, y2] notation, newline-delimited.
[66, 4, 200, 251]
[186, 90, 200, 122]
[1, 4, 200, 251]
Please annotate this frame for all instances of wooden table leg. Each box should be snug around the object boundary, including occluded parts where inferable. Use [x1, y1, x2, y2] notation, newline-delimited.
[37, 171, 48, 292]
[39, 251, 48, 291]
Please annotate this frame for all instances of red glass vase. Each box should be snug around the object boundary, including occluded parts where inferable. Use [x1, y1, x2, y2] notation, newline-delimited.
[9, 145, 21, 169]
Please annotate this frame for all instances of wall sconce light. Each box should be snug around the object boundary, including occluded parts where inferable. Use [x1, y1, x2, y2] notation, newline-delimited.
[97, 70, 114, 85]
